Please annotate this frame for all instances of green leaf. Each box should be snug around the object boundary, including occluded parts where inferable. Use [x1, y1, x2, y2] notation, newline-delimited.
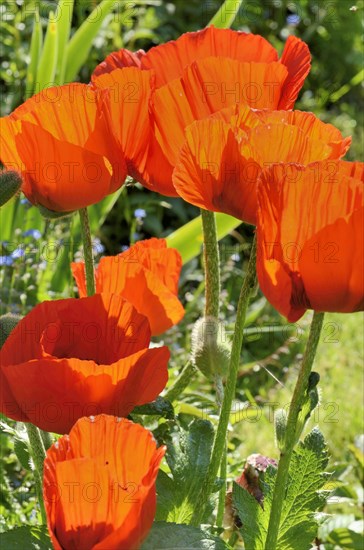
[166, 213, 241, 265]
[156, 419, 215, 523]
[64, 0, 116, 82]
[0, 526, 52, 549]
[327, 527, 364, 549]
[54, 0, 75, 84]
[25, 9, 43, 98]
[13, 438, 31, 471]
[208, 0, 244, 29]
[233, 428, 330, 550]
[36, 11, 58, 91]
[132, 397, 174, 418]
[141, 522, 228, 549]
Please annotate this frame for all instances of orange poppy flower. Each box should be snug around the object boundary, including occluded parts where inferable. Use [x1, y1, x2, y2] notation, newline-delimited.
[43, 415, 165, 550]
[257, 160, 364, 321]
[0, 84, 126, 212]
[172, 105, 350, 224]
[71, 238, 185, 336]
[92, 26, 310, 196]
[0, 294, 169, 433]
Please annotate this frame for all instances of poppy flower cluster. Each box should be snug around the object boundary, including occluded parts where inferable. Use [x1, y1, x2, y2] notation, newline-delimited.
[0, 25, 363, 549]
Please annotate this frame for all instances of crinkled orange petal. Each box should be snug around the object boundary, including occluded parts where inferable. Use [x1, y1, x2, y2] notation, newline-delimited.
[0, 117, 23, 171]
[3, 346, 169, 433]
[92, 48, 145, 79]
[253, 109, 351, 159]
[173, 118, 258, 224]
[247, 123, 333, 166]
[9, 84, 119, 158]
[278, 35, 311, 109]
[72, 239, 184, 336]
[141, 27, 278, 86]
[91, 67, 153, 177]
[257, 161, 364, 321]
[12, 121, 116, 211]
[152, 57, 289, 166]
[138, 132, 177, 196]
[43, 416, 165, 549]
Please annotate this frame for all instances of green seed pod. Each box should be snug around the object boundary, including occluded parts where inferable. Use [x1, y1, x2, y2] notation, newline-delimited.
[38, 204, 74, 220]
[191, 316, 231, 379]
[0, 171, 22, 206]
[274, 408, 288, 452]
[0, 313, 22, 348]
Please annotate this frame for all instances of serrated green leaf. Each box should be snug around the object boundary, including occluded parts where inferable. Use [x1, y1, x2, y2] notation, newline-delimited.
[36, 11, 58, 91]
[327, 527, 364, 549]
[141, 522, 228, 549]
[157, 419, 214, 523]
[64, 0, 116, 82]
[0, 526, 52, 549]
[25, 9, 43, 98]
[166, 213, 241, 265]
[233, 428, 330, 550]
[132, 396, 174, 418]
[208, 0, 244, 29]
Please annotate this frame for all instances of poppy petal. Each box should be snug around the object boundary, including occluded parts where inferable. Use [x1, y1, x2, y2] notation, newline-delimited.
[92, 48, 145, 79]
[43, 416, 165, 549]
[257, 161, 364, 321]
[253, 109, 351, 159]
[92, 67, 153, 177]
[3, 346, 169, 433]
[141, 26, 278, 86]
[72, 239, 185, 335]
[152, 57, 288, 164]
[13, 121, 116, 211]
[278, 35, 311, 109]
[173, 118, 258, 224]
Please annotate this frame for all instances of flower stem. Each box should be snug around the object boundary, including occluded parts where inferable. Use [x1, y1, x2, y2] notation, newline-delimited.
[164, 361, 197, 402]
[201, 209, 220, 319]
[265, 311, 325, 549]
[79, 207, 95, 296]
[191, 235, 257, 525]
[26, 423, 46, 523]
[216, 440, 227, 528]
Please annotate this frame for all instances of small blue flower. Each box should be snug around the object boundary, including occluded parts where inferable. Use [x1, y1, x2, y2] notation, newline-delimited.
[12, 248, 25, 259]
[0, 256, 13, 266]
[134, 208, 146, 219]
[286, 14, 300, 25]
[20, 198, 31, 206]
[23, 229, 42, 240]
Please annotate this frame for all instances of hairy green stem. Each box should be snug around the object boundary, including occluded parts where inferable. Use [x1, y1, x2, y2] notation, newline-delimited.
[26, 423, 46, 523]
[201, 209, 220, 319]
[79, 207, 95, 296]
[164, 361, 197, 402]
[191, 236, 257, 525]
[216, 441, 227, 528]
[265, 311, 325, 549]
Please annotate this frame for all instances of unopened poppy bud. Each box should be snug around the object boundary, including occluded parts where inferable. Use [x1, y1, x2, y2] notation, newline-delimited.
[274, 408, 288, 452]
[0, 313, 22, 347]
[191, 316, 230, 379]
[38, 204, 75, 220]
[0, 171, 22, 206]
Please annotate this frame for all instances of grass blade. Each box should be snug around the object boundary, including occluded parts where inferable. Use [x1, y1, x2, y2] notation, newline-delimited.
[36, 11, 58, 91]
[64, 0, 116, 82]
[166, 212, 241, 264]
[208, 0, 244, 29]
[55, 0, 75, 84]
